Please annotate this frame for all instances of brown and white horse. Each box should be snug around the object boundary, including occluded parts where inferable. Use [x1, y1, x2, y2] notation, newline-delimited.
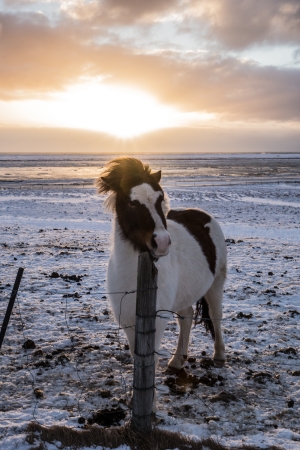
[96, 157, 227, 371]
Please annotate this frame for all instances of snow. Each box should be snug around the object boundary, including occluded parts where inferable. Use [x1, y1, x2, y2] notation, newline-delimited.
[238, 196, 300, 208]
[0, 154, 300, 449]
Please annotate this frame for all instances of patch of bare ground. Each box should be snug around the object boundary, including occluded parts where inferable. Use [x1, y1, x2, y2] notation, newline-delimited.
[26, 422, 283, 450]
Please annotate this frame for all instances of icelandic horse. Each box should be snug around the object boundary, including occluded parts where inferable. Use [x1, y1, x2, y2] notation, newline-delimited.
[96, 157, 226, 373]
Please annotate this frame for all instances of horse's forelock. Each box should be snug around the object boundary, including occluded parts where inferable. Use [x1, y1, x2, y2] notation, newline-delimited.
[120, 173, 144, 194]
[96, 157, 156, 194]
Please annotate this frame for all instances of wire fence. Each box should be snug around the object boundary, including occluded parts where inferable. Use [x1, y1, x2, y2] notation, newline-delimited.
[1, 272, 299, 436]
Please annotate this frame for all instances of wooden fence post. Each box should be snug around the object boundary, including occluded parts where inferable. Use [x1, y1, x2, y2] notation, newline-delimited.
[0, 267, 24, 349]
[132, 252, 158, 433]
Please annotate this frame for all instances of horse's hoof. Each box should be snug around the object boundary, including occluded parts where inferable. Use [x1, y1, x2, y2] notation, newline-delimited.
[213, 359, 225, 368]
[167, 357, 183, 371]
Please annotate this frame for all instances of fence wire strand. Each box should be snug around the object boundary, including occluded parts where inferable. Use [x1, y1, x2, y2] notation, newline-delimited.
[1, 283, 299, 432]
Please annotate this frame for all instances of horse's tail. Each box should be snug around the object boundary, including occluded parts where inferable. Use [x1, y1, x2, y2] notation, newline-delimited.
[194, 297, 215, 340]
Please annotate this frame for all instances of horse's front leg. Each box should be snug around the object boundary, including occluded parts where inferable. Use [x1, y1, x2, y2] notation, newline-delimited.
[168, 305, 193, 370]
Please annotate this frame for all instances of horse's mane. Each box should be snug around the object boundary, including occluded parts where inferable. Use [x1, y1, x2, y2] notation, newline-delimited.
[96, 156, 170, 214]
[96, 157, 152, 195]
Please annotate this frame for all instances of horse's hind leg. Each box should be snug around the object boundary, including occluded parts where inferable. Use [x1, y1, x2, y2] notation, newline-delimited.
[168, 305, 193, 370]
[205, 272, 226, 366]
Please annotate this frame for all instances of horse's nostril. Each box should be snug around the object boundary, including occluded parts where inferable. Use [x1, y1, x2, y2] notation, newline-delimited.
[151, 234, 158, 249]
[169, 236, 172, 245]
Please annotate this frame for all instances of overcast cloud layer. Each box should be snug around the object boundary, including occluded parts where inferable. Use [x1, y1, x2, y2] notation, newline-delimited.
[0, 0, 300, 150]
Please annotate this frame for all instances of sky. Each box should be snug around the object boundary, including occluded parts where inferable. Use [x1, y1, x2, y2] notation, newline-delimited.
[0, 0, 300, 154]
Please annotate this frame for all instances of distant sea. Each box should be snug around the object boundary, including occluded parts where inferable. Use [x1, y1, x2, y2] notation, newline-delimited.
[0, 153, 300, 187]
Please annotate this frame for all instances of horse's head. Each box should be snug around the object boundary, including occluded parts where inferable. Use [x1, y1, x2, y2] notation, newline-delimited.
[96, 157, 171, 258]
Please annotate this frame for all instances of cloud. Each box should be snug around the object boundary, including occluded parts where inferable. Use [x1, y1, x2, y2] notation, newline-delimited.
[185, 0, 300, 49]
[60, 0, 177, 24]
[0, 12, 96, 98]
[2, 0, 45, 5]
[60, 0, 300, 49]
[2, 1, 300, 51]
[1, 11, 300, 123]
[99, 51, 300, 122]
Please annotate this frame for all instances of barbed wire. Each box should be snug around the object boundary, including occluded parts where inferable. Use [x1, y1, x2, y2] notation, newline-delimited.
[1, 284, 299, 431]
[57, 289, 137, 420]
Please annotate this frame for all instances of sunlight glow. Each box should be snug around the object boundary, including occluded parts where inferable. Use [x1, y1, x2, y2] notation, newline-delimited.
[56, 82, 180, 138]
[0, 80, 215, 139]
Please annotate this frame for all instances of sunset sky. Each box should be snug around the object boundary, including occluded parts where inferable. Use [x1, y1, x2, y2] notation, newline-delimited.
[0, 0, 300, 153]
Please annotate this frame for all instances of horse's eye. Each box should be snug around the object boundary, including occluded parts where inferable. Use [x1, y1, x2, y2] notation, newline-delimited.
[129, 200, 135, 207]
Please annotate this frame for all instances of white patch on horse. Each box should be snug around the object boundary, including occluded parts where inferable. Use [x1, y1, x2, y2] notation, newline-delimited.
[130, 183, 171, 257]
[130, 184, 162, 224]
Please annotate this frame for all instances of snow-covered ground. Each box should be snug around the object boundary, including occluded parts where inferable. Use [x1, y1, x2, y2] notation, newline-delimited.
[0, 156, 300, 449]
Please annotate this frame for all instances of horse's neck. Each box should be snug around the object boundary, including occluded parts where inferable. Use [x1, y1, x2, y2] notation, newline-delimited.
[111, 217, 137, 263]
[108, 217, 139, 295]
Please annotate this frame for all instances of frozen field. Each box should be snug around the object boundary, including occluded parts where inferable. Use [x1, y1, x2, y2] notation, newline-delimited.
[0, 154, 300, 449]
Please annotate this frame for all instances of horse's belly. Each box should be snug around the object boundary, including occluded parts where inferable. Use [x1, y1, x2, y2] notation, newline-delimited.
[158, 220, 215, 312]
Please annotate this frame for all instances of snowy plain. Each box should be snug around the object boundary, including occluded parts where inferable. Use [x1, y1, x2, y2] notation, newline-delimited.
[0, 154, 300, 449]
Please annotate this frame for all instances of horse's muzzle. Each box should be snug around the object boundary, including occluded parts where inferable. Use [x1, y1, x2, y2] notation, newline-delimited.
[150, 230, 171, 258]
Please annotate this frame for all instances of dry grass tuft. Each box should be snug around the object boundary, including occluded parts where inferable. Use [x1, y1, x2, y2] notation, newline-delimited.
[26, 421, 283, 450]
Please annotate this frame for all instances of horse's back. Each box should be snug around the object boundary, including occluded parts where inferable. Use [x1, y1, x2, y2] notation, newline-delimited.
[167, 208, 226, 277]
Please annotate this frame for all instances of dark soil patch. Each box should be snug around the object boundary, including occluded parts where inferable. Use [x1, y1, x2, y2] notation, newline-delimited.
[50, 272, 83, 282]
[236, 312, 253, 319]
[22, 339, 36, 349]
[164, 368, 201, 394]
[274, 347, 297, 356]
[209, 391, 238, 404]
[88, 406, 126, 427]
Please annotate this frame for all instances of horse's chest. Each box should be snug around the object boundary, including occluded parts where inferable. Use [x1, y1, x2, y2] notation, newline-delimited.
[107, 241, 138, 292]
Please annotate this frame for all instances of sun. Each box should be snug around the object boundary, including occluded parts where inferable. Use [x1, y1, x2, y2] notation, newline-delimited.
[0, 80, 180, 139]
[55, 81, 182, 138]
[0, 78, 215, 139]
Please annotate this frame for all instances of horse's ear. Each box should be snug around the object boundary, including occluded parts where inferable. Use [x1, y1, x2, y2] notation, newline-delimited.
[151, 170, 161, 183]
